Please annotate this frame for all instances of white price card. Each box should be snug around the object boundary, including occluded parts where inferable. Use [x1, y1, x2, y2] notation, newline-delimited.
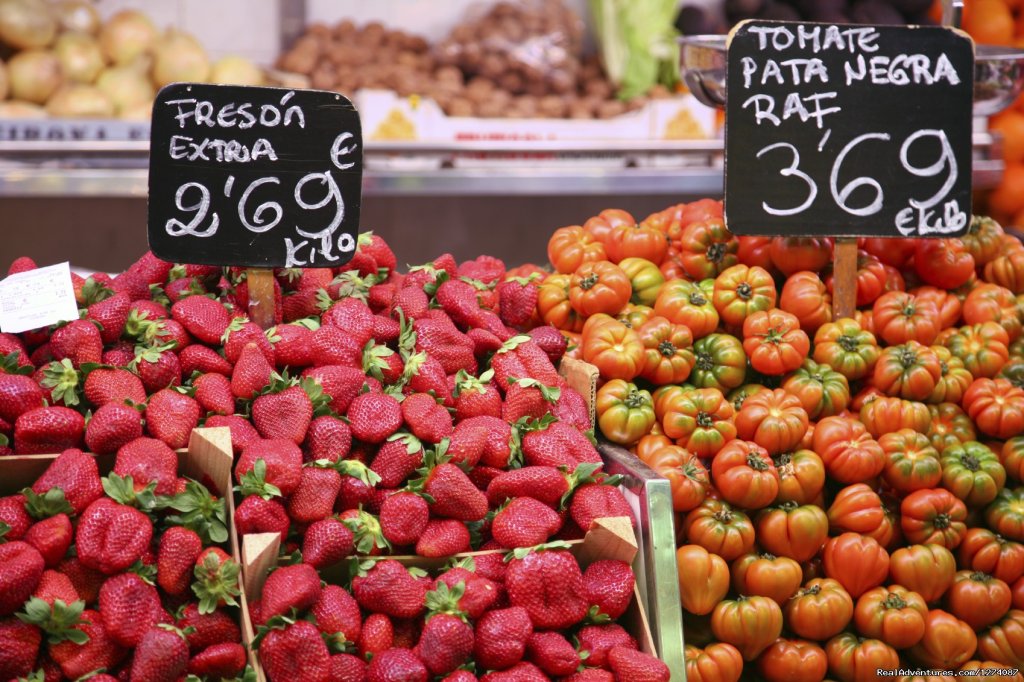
[0, 262, 80, 334]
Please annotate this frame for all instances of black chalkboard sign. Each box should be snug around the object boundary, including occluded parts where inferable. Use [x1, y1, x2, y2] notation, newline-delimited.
[724, 21, 974, 238]
[148, 83, 362, 268]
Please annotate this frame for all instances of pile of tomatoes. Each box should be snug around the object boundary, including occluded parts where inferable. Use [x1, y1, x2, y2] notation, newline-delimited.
[539, 200, 1024, 681]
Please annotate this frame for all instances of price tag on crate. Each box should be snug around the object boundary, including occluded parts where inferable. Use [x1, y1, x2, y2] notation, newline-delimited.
[724, 20, 973, 238]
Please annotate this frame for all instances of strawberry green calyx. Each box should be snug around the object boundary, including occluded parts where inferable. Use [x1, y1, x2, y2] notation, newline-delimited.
[166, 480, 229, 544]
[157, 622, 193, 640]
[192, 552, 241, 614]
[397, 310, 417, 358]
[220, 316, 250, 346]
[148, 283, 172, 307]
[18, 670, 46, 681]
[102, 474, 165, 513]
[0, 351, 32, 376]
[408, 566, 429, 579]
[17, 597, 89, 645]
[508, 426, 523, 469]
[235, 459, 283, 500]
[341, 511, 391, 555]
[453, 369, 494, 397]
[80, 277, 114, 306]
[496, 335, 532, 355]
[585, 604, 613, 625]
[388, 431, 424, 456]
[508, 377, 561, 403]
[443, 555, 477, 572]
[0, 520, 10, 541]
[328, 459, 382, 488]
[41, 359, 82, 407]
[129, 342, 177, 370]
[22, 487, 73, 520]
[503, 540, 574, 563]
[251, 614, 295, 649]
[459, 276, 493, 291]
[322, 630, 355, 654]
[333, 270, 379, 303]
[559, 463, 622, 510]
[300, 376, 333, 417]
[515, 413, 558, 434]
[128, 558, 158, 585]
[362, 340, 396, 382]
[347, 556, 379, 581]
[424, 582, 469, 623]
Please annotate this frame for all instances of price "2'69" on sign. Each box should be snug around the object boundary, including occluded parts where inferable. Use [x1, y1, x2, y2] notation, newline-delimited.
[756, 129, 967, 236]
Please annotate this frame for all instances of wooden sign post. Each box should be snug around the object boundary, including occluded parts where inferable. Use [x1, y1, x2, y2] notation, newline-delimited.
[723, 20, 975, 316]
[147, 84, 364, 328]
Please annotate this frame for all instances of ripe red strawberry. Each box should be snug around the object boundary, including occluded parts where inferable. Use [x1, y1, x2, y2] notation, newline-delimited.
[304, 415, 352, 463]
[261, 562, 322, 620]
[584, 560, 635, 621]
[522, 421, 602, 469]
[576, 623, 637, 669]
[303, 516, 355, 570]
[223, 318, 275, 364]
[287, 465, 342, 523]
[193, 372, 234, 415]
[459, 254, 505, 284]
[206, 414, 261, 453]
[36, 359, 82, 408]
[7, 255, 36, 274]
[324, 298, 375, 345]
[608, 645, 670, 681]
[379, 491, 429, 547]
[49, 608, 127, 679]
[303, 365, 365, 413]
[502, 378, 560, 423]
[312, 584, 362, 648]
[527, 325, 567, 364]
[492, 497, 563, 548]
[0, 332, 31, 367]
[392, 286, 430, 320]
[157, 526, 203, 596]
[0, 373, 44, 424]
[236, 438, 303, 497]
[171, 295, 231, 345]
[339, 509, 390, 555]
[147, 388, 202, 450]
[367, 648, 428, 682]
[437, 279, 484, 328]
[0, 494, 31, 540]
[31, 569, 79, 608]
[0, 541, 44, 615]
[129, 251, 174, 284]
[361, 233, 397, 272]
[452, 370, 502, 420]
[130, 625, 190, 682]
[446, 418, 489, 468]
[99, 571, 164, 647]
[348, 392, 403, 443]
[14, 406, 84, 454]
[525, 631, 580, 677]
[358, 613, 394, 658]
[133, 344, 182, 393]
[0, 617, 41, 679]
[311, 324, 363, 367]
[570, 483, 632, 532]
[24, 510, 72, 567]
[268, 323, 315, 368]
[57, 556, 104, 605]
[231, 342, 274, 399]
[467, 327, 504, 356]
[253, 382, 314, 443]
[505, 545, 587, 630]
[76, 498, 153, 574]
[187, 642, 247, 678]
[330, 652, 368, 681]
[283, 287, 321, 321]
[178, 602, 241, 652]
[486, 465, 590, 508]
[416, 519, 471, 557]
[258, 619, 331, 682]
[498, 277, 540, 327]
[372, 313, 401, 342]
[352, 560, 428, 619]
[490, 342, 530, 392]
[83, 367, 147, 407]
[415, 449, 488, 522]
[414, 317, 476, 375]
[473, 606, 533, 671]
[417, 609, 474, 676]
[50, 320, 102, 368]
[87, 292, 131, 344]
[180, 344, 233, 376]
[434, 566, 499, 620]
[113, 436, 178, 495]
[193, 547, 242, 613]
[553, 387, 592, 431]
[480, 661, 547, 680]
[234, 495, 289, 539]
[402, 392, 453, 443]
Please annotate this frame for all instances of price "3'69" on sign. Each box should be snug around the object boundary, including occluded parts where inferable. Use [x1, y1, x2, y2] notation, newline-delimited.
[755, 128, 967, 236]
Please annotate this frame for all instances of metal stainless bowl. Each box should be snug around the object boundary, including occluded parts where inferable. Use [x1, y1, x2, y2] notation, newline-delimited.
[678, 35, 1024, 116]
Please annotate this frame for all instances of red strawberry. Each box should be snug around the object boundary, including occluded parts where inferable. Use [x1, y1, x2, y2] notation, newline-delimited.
[359, 613, 394, 658]
[490, 341, 530, 392]
[130, 625, 190, 682]
[498, 277, 540, 327]
[231, 342, 274, 399]
[178, 602, 241, 652]
[206, 414, 261, 453]
[129, 251, 174, 284]
[608, 645, 670, 681]
[171, 295, 231, 345]
[223, 318, 275, 365]
[473, 606, 533, 671]
[392, 286, 430, 320]
[304, 415, 352, 463]
[402, 392, 453, 443]
[372, 313, 401, 342]
[37, 359, 82, 408]
[446, 418, 489, 468]
[492, 497, 563, 549]
[459, 255, 505, 284]
[479, 661, 547, 680]
[180, 344, 233, 376]
[330, 652, 368, 681]
[0, 541, 44, 615]
[287, 465, 342, 523]
[414, 317, 476, 375]
[253, 382, 315, 443]
[0, 617, 41, 680]
[368, 648, 428, 682]
[57, 556, 104, 605]
[312, 584, 362, 648]
[192, 547, 242, 613]
[235, 438, 303, 497]
[303, 516, 355, 570]
[49, 608, 127, 679]
[522, 421, 602, 469]
[361, 233, 397, 272]
[187, 642, 247, 678]
[76, 498, 153, 574]
[576, 624, 637, 669]
[32, 568, 79, 605]
[133, 344, 182, 393]
[268, 323, 315, 368]
[258, 619, 331, 682]
[339, 509, 390, 555]
[502, 378, 560, 423]
[467, 327, 504, 356]
[7, 255, 36, 274]
[348, 392, 403, 443]
[128, 299, 169, 322]
[570, 483, 632, 532]
[311, 325, 363, 367]
[83, 368, 147, 407]
[416, 519, 471, 557]
[0, 333, 31, 367]
[415, 447, 488, 522]
[303, 365, 365, 413]
[87, 292, 132, 344]
[113, 436, 178, 495]
[50, 320, 102, 368]
[584, 560, 635, 621]
[234, 495, 289, 539]
[14, 406, 84, 454]
[352, 560, 428, 619]
[24, 510, 72, 567]
[145, 388, 201, 450]
[0, 373, 44, 424]
[526, 631, 580, 677]
[553, 387, 592, 431]
[283, 287, 321, 321]
[505, 545, 587, 630]
[0, 494, 30, 540]
[453, 370, 502, 420]
[434, 565, 498, 620]
[417, 608, 473, 676]
[189, 372, 232, 415]
[324, 298, 375, 345]
[437, 279, 484, 328]
[99, 571, 164, 647]
[527, 325, 568, 365]
[261, 562, 322, 620]
[486, 465, 593, 508]
[157, 526, 203, 596]
[379, 491, 429, 547]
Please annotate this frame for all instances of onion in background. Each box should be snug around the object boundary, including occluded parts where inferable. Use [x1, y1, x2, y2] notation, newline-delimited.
[54, 31, 102, 82]
[51, 0, 98, 35]
[98, 9, 155, 65]
[0, 0, 55, 49]
[151, 28, 209, 87]
[8, 48, 61, 103]
[210, 55, 264, 86]
[0, 100, 44, 116]
[46, 83, 113, 117]
[95, 64, 153, 115]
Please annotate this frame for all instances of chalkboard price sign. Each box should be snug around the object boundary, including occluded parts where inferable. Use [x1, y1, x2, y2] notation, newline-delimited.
[724, 21, 974, 238]
[148, 83, 362, 268]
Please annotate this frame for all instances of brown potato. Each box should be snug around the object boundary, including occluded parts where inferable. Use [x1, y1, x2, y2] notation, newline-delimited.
[596, 99, 626, 119]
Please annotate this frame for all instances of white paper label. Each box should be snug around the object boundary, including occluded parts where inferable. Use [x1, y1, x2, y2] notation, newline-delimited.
[0, 262, 80, 334]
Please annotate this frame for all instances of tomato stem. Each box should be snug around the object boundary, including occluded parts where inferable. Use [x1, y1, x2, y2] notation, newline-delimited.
[837, 335, 859, 352]
[746, 451, 770, 471]
[706, 243, 726, 265]
[579, 274, 599, 291]
[737, 282, 752, 301]
[696, 411, 713, 428]
[658, 340, 677, 358]
[689, 292, 707, 306]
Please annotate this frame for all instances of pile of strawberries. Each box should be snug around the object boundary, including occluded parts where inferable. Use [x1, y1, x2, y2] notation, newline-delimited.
[0, 446, 246, 681]
[0, 232, 658, 680]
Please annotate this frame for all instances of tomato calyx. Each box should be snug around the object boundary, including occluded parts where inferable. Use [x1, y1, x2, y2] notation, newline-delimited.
[658, 340, 677, 358]
[736, 282, 753, 301]
[969, 570, 992, 582]
[746, 451, 770, 471]
[695, 352, 714, 371]
[706, 243, 727, 265]
[960, 454, 981, 472]
[689, 291, 708, 306]
[837, 335, 860, 352]
[713, 510, 734, 524]
[881, 593, 908, 611]
[624, 390, 648, 410]
[579, 274, 599, 291]
[801, 584, 822, 597]
[933, 513, 952, 529]
[696, 411, 713, 428]
[901, 302, 917, 317]
[898, 347, 919, 368]
[762, 327, 785, 345]
[758, 552, 777, 561]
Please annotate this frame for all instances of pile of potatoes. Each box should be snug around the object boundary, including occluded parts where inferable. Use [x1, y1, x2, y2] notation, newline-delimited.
[277, 0, 669, 120]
